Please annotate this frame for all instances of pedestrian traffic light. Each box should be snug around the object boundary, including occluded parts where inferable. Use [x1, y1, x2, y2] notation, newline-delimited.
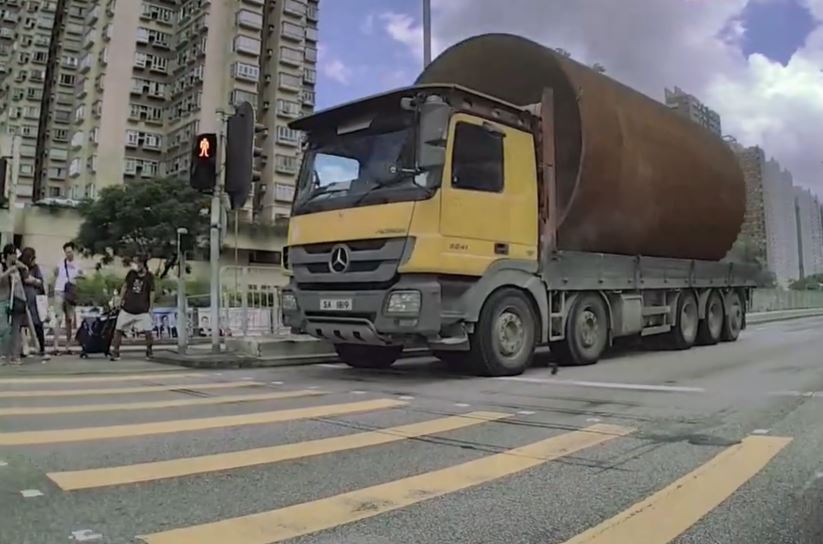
[225, 101, 267, 210]
[190, 133, 218, 193]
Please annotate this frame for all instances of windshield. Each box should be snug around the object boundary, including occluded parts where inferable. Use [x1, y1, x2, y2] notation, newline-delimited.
[292, 100, 446, 215]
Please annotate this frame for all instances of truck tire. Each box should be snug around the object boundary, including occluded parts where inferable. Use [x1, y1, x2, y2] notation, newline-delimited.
[669, 291, 699, 350]
[696, 291, 724, 345]
[335, 344, 403, 369]
[564, 293, 609, 366]
[468, 288, 537, 377]
[721, 291, 743, 342]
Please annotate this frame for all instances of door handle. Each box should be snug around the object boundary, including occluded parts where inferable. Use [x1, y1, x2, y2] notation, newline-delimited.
[494, 243, 509, 255]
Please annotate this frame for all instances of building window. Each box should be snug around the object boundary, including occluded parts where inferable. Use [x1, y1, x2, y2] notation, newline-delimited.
[48, 167, 66, 179]
[20, 125, 37, 138]
[74, 105, 85, 122]
[284, 0, 307, 16]
[275, 154, 299, 174]
[26, 87, 43, 100]
[233, 61, 260, 82]
[231, 89, 257, 106]
[134, 51, 147, 67]
[49, 148, 68, 161]
[126, 130, 139, 147]
[303, 68, 316, 84]
[71, 131, 84, 147]
[304, 46, 317, 62]
[136, 27, 149, 44]
[59, 73, 76, 86]
[237, 9, 262, 29]
[281, 21, 304, 41]
[234, 35, 261, 56]
[302, 89, 315, 106]
[62, 55, 78, 68]
[276, 99, 301, 118]
[53, 129, 69, 143]
[24, 106, 40, 119]
[19, 163, 35, 176]
[276, 125, 300, 145]
[280, 46, 303, 65]
[33, 50, 48, 64]
[124, 158, 137, 175]
[49, 186, 62, 197]
[305, 27, 318, 42]
[278, 72, 301, 90]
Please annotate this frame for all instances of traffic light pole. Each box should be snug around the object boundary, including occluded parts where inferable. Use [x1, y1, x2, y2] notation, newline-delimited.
[210, 189, 221, 353]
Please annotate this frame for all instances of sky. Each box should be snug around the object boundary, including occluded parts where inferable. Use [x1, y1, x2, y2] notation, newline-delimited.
[315, 0, 823, 196]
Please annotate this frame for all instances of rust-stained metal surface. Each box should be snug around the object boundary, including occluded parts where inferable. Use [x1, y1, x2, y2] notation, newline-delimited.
[416, 34, 745, 261]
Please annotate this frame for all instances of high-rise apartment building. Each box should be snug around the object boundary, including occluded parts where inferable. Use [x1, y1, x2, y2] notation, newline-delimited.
[728, 141, 768, 263]
[664, 86, 722, 136]
[2, 0, 319, 221]
[794, 187, 823, 278]
[763, 158, 800, 286]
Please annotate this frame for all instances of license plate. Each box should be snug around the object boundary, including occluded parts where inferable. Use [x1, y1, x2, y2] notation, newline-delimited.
[319, 298, 353, 311]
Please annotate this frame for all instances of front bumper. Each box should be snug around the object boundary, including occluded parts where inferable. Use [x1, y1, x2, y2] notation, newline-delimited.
[281, 277, 443, 346]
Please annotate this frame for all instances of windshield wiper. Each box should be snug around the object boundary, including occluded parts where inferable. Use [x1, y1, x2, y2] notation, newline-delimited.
[350, 168, 421, 208]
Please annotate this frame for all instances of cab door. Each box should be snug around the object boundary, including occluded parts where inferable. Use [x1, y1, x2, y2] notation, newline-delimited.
[439, 113, 538, 275]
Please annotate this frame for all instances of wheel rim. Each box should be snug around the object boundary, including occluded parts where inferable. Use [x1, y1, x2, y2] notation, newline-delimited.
[681, 298, 698, 340]
[728, 297, 742, 335]
[495, 308, 526, 358]
[708, 297, 723, 336]
[578, 308, 600, 349]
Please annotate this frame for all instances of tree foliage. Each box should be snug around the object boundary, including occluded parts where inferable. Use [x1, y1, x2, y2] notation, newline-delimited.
[76, 177, 209, 272]
[790, 274, 823, 291]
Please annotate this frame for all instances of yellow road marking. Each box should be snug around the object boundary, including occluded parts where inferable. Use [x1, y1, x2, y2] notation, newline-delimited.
[0, 381, 265, 399]
[562, 435, 792, 544]
[0, 399, 406, 446]
[0, 390, 324, 416]
[51, 411, 511, 491]
[138, 423, 633, 544]
[0, 372, 202, 385]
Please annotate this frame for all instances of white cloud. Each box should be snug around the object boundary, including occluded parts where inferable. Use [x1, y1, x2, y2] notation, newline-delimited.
[381, 0, 823, 195]
[317, 44, 352, 86]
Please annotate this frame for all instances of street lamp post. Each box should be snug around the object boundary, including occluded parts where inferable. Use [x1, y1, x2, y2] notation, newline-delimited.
[422, 0, 432, 67]
[176, 227, 189, 354]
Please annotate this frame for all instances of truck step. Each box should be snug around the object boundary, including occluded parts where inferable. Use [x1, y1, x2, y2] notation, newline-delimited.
[642, 306, 671, 317]
[641, 325, 671, 336]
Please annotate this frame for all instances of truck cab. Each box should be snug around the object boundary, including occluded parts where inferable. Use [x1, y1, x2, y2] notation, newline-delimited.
[281, 85, 546, 373]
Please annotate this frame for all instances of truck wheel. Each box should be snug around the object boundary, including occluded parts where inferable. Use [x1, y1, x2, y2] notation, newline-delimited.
[669, 291, 699, 350]
[468, 288, 537, 377]
[696, 291, 724, 345]
[335, 344, 402, 369]
[721, 291, 743, 342]
[565, 293, 609, 366]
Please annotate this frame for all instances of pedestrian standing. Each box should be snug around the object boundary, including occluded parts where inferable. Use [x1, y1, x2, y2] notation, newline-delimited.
[53, 241, 82, 355]
[19, 247, 49, 361]
[110, 255, 155, 361]
[0, 244, 29, 365]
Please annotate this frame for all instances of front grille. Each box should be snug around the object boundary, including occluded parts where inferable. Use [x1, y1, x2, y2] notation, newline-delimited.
[302, 238, 388, 254]
[306, 260, 382, 274]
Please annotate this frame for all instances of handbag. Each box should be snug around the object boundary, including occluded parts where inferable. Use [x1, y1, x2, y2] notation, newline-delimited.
[63, 260, 78, 305]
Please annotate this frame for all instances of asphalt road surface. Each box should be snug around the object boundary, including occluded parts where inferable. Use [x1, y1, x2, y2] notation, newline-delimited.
[2, 316, 823, 544]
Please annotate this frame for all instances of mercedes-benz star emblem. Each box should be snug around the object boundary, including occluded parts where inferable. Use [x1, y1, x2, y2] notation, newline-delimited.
[329, 245, 350, 273]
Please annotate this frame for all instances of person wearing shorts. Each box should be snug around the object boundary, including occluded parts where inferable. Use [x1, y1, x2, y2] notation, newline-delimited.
[53, 242, 82, 354]
[110, 256, 155, 361]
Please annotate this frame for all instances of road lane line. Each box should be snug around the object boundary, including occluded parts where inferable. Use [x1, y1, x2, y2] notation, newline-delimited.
[50, 411, 511, 491]
[562, 435, 791, 544]
[0, 381, 265, 399]
[498, 376, 706, 393]
[138, 423, 633, 544]
[0, 399, 406, 446]
[0, 372, 202, 385]
[0, 390, 325, 416]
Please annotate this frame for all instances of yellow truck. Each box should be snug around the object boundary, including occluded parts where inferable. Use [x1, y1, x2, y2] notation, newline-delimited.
[280, 34, 759, 376]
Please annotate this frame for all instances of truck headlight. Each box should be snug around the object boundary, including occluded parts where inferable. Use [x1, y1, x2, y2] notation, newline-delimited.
[385, 290, 421, 315]
[281, 292, 298, 311]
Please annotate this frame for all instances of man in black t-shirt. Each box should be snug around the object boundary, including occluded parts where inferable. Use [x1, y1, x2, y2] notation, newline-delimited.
[110, 256, 155, 361]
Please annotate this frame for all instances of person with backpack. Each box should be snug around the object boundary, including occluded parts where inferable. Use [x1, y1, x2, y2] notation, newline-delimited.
[110, 255, 155, 361]
[53, 241, 82, 355]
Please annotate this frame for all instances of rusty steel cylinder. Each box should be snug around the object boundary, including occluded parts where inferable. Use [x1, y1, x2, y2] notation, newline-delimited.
[417, 34, 745, 261]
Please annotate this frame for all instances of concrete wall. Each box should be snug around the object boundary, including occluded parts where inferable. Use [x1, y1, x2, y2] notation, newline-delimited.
[751, 288, 823, 312]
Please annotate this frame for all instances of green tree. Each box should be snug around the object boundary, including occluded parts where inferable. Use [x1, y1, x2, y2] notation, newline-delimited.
[790, 273, 823, 291]
[76, 177, 209, 275]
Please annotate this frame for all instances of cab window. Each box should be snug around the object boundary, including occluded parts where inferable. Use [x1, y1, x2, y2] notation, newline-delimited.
[451, 122, 504, 193]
